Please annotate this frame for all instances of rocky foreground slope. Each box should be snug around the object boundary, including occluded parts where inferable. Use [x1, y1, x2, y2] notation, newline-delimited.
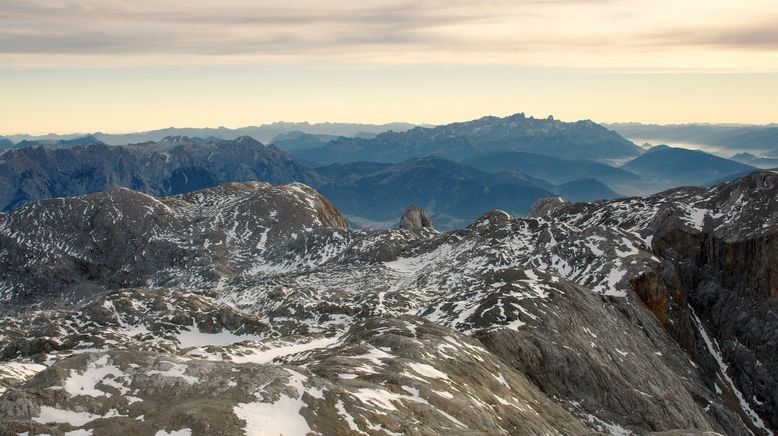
[0, 172, 776, 435]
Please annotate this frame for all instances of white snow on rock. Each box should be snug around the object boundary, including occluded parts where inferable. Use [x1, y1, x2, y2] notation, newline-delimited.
[335, 399, 365, 434]
[233, 370, 312, 436]
[0, 361, 47, 394]
[690, 308, 772, 435]
[176, 322, 266, 349]
[407, 362, 448, 380]
[230, 336, 340, 364]
[147, 360, 199, 384]
[154, 429, 192, 436]
[63, 355, 128, 398]
[33, 406, 102, 426]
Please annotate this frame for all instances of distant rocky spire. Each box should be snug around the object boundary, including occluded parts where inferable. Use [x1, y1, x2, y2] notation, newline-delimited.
[399, 205, 433, 231]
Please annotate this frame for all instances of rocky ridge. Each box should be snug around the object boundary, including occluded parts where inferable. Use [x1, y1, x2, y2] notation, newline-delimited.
[0, 136, 320, 212]
[0, 172, 776, 435]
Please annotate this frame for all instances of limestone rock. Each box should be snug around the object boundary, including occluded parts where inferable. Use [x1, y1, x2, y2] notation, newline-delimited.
[398, 205, 433, 231]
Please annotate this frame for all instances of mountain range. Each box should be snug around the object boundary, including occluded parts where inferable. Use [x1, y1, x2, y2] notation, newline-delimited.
[314, 157, 618, 229]
[461, 151, 644, 194]
[0, 121, 421, 146]
[276, 115, 759, 195]
[607, 123, 778, 155]
[291, 113, 644, 164]
[0, 171, 775, 434]
[0, 136, 319, 212]
[622, 145, 756, 188]
[268, 131, 343, 152]
[731, 152, 778, 169]
[1, 114, 765, 229]
[0, 137, 622, 230]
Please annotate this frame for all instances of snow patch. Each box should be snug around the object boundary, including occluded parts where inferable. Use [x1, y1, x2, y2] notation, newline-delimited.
[233, 370, 312, 436]
[407, 362, 448, 380]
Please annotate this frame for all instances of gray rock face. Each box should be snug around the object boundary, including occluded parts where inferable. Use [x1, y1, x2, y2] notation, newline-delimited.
[398, 205, 433, 231]
[528, 196, 569, 217]
[0, 173, 776, 435]
[543, 171, 778, 434]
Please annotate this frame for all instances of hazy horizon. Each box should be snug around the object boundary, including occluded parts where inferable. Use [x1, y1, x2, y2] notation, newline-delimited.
[3, 111, 778, 138]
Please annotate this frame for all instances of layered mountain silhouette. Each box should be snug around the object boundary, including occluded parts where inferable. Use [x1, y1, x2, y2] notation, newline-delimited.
[462, 151, 643, 194]
[292, 113, 643, 164]
[269, 131, 341, 151]
[2, 121, 420, 146]
[621, 145, 756, 190]
[608, 122, 778, 155]
[0, 137, 623, 229]
[315, 157, 618, 229]
[1, 115, 767, 230]
[731, 152, 778, 169]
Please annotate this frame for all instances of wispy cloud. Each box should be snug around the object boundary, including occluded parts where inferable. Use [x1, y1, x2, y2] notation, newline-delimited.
[1, 0, 777, 70]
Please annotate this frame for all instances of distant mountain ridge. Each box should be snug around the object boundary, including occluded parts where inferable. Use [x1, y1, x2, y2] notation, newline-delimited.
[269, 131, 341, 151]
[0, 136, 622, 230]
[293, 113, 643, 165]
[607, 122, 778, 155]
[2, 121, 421, 146]
[731, 152, 778, 169]
[10, 114, 770, 230]
[621, 145, 756, 190]
[2, 131, 764, 230]
[462, 151, 644, 195]
[314, 157, 621, 229]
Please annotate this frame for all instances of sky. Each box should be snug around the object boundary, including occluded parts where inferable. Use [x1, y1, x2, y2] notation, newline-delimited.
[1, 0, 778, 134]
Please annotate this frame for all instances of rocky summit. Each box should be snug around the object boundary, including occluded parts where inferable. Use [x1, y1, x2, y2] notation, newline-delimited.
[398, 205, 434, 231]
[0, 171, 776, 435]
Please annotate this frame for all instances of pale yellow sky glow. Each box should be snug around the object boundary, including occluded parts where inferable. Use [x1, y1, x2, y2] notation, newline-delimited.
[1, 0, 777, 134]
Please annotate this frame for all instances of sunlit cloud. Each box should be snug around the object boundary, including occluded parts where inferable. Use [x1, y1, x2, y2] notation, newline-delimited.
[1, 0, 777, 70]
[1, 0, 777, 133]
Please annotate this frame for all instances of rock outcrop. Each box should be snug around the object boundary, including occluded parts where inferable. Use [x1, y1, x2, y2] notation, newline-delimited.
[528, 196, 569, 217]
[398, 205, 434, 231]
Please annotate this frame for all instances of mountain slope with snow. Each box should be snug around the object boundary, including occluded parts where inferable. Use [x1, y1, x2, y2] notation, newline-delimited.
[1, 172, 776, 435]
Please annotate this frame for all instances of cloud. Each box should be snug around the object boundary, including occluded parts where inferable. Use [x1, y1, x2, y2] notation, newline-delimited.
[1, 0, 777, 69]
[684, 23, 778, 50]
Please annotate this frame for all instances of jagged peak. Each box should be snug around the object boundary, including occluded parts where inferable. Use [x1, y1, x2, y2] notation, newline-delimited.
[160, 135, 193, 143]
[399, 205, 433, 231]
[233, 135, 263, 146]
